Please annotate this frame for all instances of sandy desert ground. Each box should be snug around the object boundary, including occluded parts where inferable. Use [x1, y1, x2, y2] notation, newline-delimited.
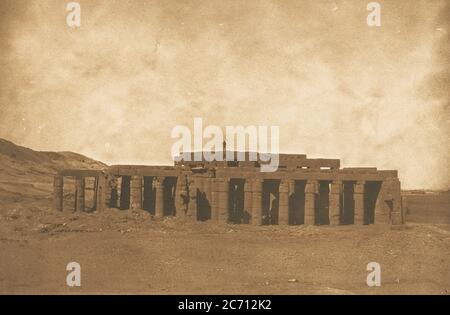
[0, 138, 449, 294]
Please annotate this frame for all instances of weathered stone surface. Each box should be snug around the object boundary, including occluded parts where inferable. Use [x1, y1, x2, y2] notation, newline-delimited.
[329, 180, 342, 225]
[278, 180, 289, 225]
[304, 180, 318, 225]
[244, 179, 252, 223]
[130, 176, 143, 210]
[54, 152, 402, 226]
[217, 178, 229, 224]
[251, 179, 262, 225]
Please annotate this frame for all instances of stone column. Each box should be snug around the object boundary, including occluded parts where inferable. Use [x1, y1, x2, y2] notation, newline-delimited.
[304, 179, 317, 225]
[187, 176, 197, 220]
[278, 180, 289, 225]
[354, 181, 365, 225]
[104, 176, 112, 208]
[53, 175, 63, 211]
[154, 177, 164, 218]
[251, 179, 263, 225]
[329, 180, 342, 225]
[244, 179, 253, 223]
[93, 177, 99, 211]
[211, 178, 219, 222]
[130, 175, 143, 210]
[217, 178, 229, 224]
[75, 176, 85, 212]
[175, 176, 187, 218]
[288, 180, 296, 224]
[96, 175, 107, 212]
[389, 178, 402, 225]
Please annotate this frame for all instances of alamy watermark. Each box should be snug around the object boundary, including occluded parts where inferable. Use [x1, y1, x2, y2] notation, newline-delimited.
[66, 2, 81, 28]
[367, 2, 381, 27]
[66, 261, 81, 287]
[366, 262, 381, 287]
[171, 118, 280, 172]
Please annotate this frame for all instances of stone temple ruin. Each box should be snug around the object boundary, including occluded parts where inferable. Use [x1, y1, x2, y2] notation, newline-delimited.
[53, 151, 404, 225]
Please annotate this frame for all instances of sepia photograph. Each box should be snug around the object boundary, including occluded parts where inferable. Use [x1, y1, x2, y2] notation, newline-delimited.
[0, 0, 449, 301]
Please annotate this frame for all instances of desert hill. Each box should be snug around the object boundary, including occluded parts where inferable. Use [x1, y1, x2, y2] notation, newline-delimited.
[0, 138, 106, 207]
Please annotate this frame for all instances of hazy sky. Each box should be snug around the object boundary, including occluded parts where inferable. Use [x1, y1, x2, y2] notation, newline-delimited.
[0, 0, 449, 189]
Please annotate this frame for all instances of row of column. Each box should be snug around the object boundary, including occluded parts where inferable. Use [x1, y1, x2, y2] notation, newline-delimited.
[129, 176, 165, 218]
[112, 176, 367, 225]
[126, 175, 228, 221]
[53, 175, 106, 212]
[228, 179, 367, 226]
[54, 174, 401, 225]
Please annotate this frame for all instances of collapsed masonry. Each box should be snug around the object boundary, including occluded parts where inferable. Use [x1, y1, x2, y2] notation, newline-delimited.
[53, 152, 404, 225]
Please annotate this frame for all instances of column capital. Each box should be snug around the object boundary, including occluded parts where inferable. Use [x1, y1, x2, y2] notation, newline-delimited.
[354, 181, 365, 193]
[330, 180, 342, 194]
[287, 179, 295, 192]
[305, 179, 318, 193]
[279, 180, 289, 192]
[221, 177, 230, 183]
[154, 176, 164, 187]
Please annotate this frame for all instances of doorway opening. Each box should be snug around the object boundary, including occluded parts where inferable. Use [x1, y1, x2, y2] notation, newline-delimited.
[341, 181, 355, 224]
[364, 181, 382, 224]
[316, 181, 331, 225]
[197, 180, 211, 221]
[143, 176, 155, 214]
[119, 176, 131, 210]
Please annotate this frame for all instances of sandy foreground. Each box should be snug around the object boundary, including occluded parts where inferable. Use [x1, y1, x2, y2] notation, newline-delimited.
[0, 205, 449, 295]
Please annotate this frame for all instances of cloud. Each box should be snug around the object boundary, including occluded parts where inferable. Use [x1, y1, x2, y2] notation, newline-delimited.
[0, 0, 448, 189]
